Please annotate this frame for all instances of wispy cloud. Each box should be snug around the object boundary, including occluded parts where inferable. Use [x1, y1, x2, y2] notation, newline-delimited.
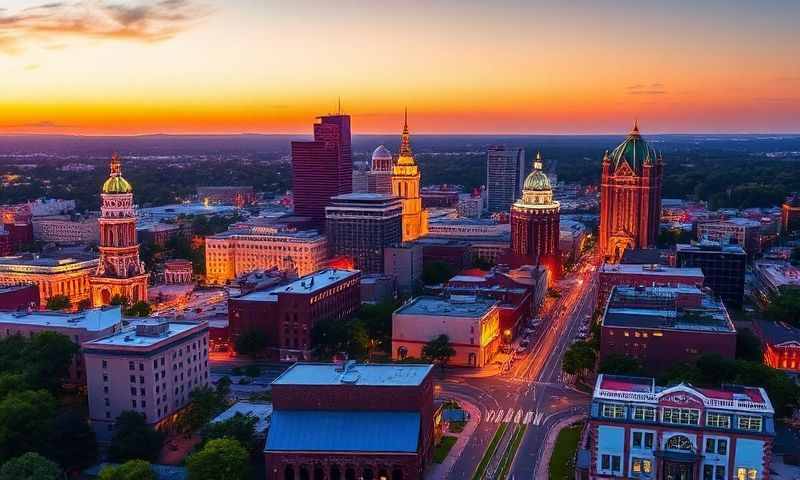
[1, 120, 74, 128]
[0, 0, 209, 54]
[626, 83, 667, 96]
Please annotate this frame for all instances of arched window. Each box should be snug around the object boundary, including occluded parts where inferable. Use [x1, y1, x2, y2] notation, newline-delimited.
[299, 466, 310, 480]
[363, 467, 374, 480]
[313, 466, 325, 480]
[397, 346, 408, 360]
[284, 466, 295, 480]
[345, 467, 356, 480]
[330, 465, 341, 480]
[665, 435, 693, 451]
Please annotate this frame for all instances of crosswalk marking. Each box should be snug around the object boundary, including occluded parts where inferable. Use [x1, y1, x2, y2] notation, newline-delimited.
[523, 411, 534, 425]
[513, 409, 522, 424]
[533, 412, 544, 426]
[485, 410, 494, 423]
[495, 409, 504, 423]
[504, 409, 514, 422]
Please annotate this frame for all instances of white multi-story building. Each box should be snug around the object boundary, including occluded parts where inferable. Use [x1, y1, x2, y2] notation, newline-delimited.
[33, 215, 99, 245]
[392, 295, 500, 367]
[83, 319, 209, 442]
[26, 198, 77, 217]
[696, 218, 761, 255]
[205, 226, 328, 284]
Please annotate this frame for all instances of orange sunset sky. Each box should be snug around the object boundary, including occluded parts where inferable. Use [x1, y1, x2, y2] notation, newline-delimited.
[0, 0, 798, 135]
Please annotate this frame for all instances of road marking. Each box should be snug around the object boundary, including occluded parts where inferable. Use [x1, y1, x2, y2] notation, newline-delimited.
[504, 409, 514, 422]
[523, 411, 534, 425]
[513, 409, 522, 424]
[533, 412, 544, 425]
[495, 409, 504, 423]
[485, 410, 494, 423]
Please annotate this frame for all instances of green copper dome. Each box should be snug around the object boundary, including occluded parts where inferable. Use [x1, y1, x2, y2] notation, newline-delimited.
[101, 153, 133, 194]
[522, 152, 551, 191]
[608, 122, 658, 174]
[102, 176, 133, 194]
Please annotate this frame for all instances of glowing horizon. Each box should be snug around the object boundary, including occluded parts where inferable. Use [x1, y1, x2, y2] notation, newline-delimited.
[1, 0, 798, 135]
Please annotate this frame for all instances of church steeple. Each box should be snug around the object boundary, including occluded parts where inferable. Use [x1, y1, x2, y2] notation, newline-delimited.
[399, 107, 413, 158]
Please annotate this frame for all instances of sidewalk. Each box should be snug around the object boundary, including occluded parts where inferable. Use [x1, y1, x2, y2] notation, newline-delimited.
[533, 414, 586, 480]
[425, 398, 482, 480]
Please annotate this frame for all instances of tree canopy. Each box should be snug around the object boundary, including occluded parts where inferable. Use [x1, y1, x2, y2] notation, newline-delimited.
[48, 409, 98, 471]
[0, 452, 61, 480]
[176, 386, 228, 434]
[422, 335, 456, 368]
[765, 287, 800, 327]
[124, 301, 152, 317]
[45, 294, 71, 311]
[186, 438, 249, 480]
[98, 459, 156, 480]
[234, 330, 268, 358]
[598, 354, 642, 376]
[107, 411, 164, 463]
[562, 341, 597, 377]
[202, 413, 257, 451]
[0, 390, 57, 462]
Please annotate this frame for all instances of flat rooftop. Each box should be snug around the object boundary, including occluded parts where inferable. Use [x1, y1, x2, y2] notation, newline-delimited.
[330, 193, 397, 202]
[676, 242, 746, 254]
[211, 401, 272, 433]
[0, 306, 122, 331]
[272, 362, 432, 387]
[603, 285, 734, 333]
[395, 295, 498, 318]
[236, 268, 359, 302]
[599, 263, 704, 278]
[756, 319, 800, 346]
[0, 254, 98, 271]
[85, 320, 204, 348]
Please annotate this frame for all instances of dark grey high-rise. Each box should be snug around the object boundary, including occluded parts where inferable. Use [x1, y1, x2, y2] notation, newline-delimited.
[487, 146, 525, 213]
[325, 193, 403, 274]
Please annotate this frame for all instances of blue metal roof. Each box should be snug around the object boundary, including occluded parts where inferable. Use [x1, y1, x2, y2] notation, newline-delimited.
[265, 410, 420, 453]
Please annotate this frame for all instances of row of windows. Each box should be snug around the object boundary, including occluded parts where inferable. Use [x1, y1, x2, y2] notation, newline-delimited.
[601, 403, 763, 432]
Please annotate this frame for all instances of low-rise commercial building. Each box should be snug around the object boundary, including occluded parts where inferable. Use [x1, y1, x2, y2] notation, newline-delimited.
[0, 253, 98, 308]
[392, 295, 500, 367]
[600, 285, 736, 373]
[265, 362, 435, 480]
[32, 215, 99, 245]
[0, 306, 123, 385]
[696, 218, 761, 255]
[753, 260, 800, 298]
[228, 268, 360, 361]
[197, 186, 256, 207]
[384, 243, 423, 293]
[576, 374, 775, 480]
[83, 319, 210, 442]
[753, 319, 800, 377]
[598, 263, 705, 309]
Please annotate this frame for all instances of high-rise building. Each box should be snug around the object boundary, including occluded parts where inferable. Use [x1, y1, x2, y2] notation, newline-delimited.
[780, 193, 800, 236]
[391, 111, 429, 241]
[89, 154, 148, 306]
[599, 123, 663, 262]
[487, 145, 525, 213]
[291, 114, 352, 225]
[510, 153, 561, 276]
[352, 161, 370, 193]
[368, 145, 394, 194]
[325, 193, 403, 274]
[83, 319, 209, 442]
[676, 241, 746, 309]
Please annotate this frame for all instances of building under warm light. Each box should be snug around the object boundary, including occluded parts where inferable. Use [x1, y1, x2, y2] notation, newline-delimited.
[89, 154, 149, 306]
[753, 319, 800, 377]
[599, 123, 663, 262]
[0, 253, 98, 308]
[391, 111, 429, 242]
[780, 193, 800, 236]
[510, 152, 561, 277]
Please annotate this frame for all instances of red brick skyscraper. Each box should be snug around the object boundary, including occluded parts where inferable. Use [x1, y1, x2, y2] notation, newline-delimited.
[90, 154, 148, 306]
[510, 152, 561, 277]
[599, 122, 663, 262]
[291, 113, 353, 225]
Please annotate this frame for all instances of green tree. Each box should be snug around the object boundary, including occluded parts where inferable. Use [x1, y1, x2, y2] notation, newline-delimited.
[0, 452, 61, 480]
[215, 376, 232, 397]
[202, 413, 257, 450]
[45, 294, 71, 311]
[598, 354, 642, 376]
[422, 335, 456, 369]
[176, 386, 227, 434]
[23, 331, 79, 391]
[48, 410, 98, 471]
[98, 459, 156, 480]
[765, 287, 800, 327]
[562, 342, 597, 379]
[107, 411, 164, 463]
[186, 438, 249, 480]
[736, 328, 763, 362]
[124, 301, 152, 317]
[110, 295, 129, 306]
[0, 390, 57, 463]
[234, 330, 268, 357]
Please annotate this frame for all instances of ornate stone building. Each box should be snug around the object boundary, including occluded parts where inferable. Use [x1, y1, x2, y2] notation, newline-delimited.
[391, 111, 428, 242]
[89, 154, 148, 306]
[510, 152, 561, 277]
[599, 123, 663, 262]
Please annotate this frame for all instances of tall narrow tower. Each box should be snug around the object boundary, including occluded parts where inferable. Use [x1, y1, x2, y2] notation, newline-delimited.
[510, 152, 561, 277]
[391, 110, 428, 241]
[89, 154, 148, 306]
[599, 122, 663, 262]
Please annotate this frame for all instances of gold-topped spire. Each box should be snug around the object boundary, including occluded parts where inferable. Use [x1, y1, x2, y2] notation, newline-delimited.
[102, 152, 132, 194]
[110, 152, 122, 176]
[533, 151, 543, 170]
[399, 107, 413, 158]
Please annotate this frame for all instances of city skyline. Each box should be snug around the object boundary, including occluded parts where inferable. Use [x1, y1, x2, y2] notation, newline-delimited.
[0, 1, 798, 135]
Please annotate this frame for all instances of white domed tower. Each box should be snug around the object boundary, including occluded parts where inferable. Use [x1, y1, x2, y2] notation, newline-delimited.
[391, 110, 428, 241]
[89, 153, 148, 306]
[368, 145, 393, 194]
[511, 152, 561, 276]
